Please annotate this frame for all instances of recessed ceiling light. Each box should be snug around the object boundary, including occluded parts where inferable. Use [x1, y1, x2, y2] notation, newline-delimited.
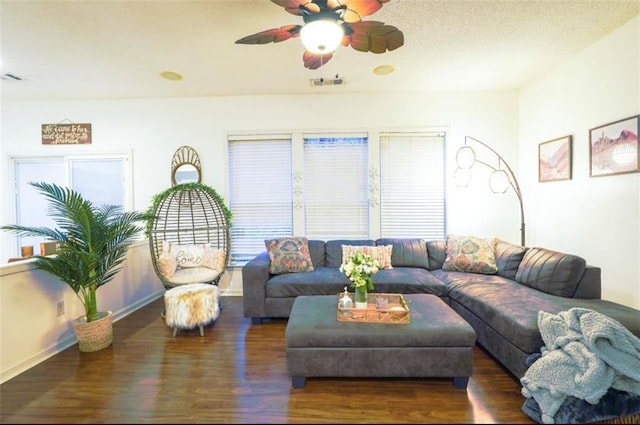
[160, 71, 183, 81]
[373, 64, 395, 75]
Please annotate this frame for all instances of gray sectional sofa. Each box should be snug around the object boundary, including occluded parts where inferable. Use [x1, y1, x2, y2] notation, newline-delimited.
[242, 237, 640, 379]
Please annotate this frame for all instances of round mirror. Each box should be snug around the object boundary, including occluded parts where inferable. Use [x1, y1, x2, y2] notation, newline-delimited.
[171, 146, 202, 186]
[174, 164, 199, 185]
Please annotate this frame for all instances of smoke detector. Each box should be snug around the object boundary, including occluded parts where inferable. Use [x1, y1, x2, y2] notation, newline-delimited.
[310, 75, 344, 87]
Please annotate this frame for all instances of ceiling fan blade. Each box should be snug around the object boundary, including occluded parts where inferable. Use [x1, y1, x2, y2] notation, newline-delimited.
[235, 25, 302, 45]
[272, 0, 320, 16]
[303, 51, 334, 69]
[347, 21, 403, 53]
[328, 0, 388, 23]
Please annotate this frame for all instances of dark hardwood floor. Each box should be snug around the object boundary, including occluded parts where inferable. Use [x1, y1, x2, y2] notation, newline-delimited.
[0, 296, 535, 424]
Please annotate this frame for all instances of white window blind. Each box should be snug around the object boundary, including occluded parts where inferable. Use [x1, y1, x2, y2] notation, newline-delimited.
[379, 132, 446, 239]
[303, 135, 369, 240]
[228, 135, 293, 265]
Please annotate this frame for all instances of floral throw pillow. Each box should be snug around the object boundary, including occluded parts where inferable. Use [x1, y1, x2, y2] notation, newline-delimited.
[341, 245, 393, 269]
[265, 237, 314, 274]
[442, 235, 498, 274]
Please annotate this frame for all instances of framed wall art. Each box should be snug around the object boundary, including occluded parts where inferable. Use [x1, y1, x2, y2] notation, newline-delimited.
[539, 135, 572, 182]
[589, 114, 639, 177]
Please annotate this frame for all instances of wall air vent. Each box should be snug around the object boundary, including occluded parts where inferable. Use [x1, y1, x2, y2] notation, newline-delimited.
[310, 76, 344, 87]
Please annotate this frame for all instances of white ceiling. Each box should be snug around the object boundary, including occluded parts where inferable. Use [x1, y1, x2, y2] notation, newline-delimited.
[1, 0, 639, 102]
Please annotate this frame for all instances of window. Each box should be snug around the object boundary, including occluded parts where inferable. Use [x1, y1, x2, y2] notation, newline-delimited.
[227, 135, 293, 265]
[9, 154, 131, 257]
[228, 130, 446, 265]
[380, 132, 446, 239]
[303, 134, 369, 239]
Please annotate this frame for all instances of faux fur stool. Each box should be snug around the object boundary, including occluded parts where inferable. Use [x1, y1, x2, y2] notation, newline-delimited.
[164, 283, 220, 337]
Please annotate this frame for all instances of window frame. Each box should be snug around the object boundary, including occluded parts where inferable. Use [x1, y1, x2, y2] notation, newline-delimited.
[6, 151, 133, 258]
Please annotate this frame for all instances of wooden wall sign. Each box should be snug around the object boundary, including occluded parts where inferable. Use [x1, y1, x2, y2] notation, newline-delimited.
[41, 123, 92, 145]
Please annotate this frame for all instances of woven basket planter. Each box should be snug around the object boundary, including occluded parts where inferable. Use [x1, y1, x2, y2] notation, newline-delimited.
[72, 311, 113, 352]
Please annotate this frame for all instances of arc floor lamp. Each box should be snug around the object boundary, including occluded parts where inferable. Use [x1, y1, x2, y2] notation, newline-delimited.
[453, 136, 526, 246]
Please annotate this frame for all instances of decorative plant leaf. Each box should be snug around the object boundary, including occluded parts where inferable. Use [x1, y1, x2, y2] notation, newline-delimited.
[235, 25, 301, 45]
[0, 182, 148, 322]
[303, 50, 334, 69]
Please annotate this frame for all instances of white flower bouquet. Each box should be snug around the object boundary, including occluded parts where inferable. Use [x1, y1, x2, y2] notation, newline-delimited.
[339, 250, 380, 292]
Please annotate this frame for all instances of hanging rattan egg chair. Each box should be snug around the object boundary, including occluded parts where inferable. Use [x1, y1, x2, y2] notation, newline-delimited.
[147, 146, 232, 290]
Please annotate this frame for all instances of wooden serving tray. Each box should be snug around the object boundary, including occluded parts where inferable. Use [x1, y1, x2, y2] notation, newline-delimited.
[336, 292, 410, 324]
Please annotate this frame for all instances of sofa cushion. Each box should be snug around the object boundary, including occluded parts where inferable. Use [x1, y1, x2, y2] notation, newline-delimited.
[170, 266, 222, 285]
[265, 237, 314, 274]
[325, 239, 375, 268]
[376, 238, 429, 269]
[441, 271, 569, 354]
[495, 239, 528, 279]
[342, 244, 393, 269]
[515, 247, 586, 297]
[442, 268, 640, 357]
[265, 266, 451, 299]
[426, 240, 446, 270]
[266, 267, 351, 297]
[308, 240, 326, 268]
[373, 267, 450, 297]
[442, 235, 498, 274]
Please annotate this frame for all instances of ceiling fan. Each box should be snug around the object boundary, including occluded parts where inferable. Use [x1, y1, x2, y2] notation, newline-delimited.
[235, 0, 404, 70]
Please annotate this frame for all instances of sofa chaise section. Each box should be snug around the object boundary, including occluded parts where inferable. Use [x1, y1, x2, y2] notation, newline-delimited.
[242, 236, 640, 382]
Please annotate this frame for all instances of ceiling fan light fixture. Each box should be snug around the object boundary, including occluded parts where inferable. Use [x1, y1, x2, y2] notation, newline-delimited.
[300, 20, 344, 54]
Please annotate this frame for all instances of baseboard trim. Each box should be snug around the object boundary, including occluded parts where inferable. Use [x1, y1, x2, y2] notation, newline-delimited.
[0, 290, 165, 384]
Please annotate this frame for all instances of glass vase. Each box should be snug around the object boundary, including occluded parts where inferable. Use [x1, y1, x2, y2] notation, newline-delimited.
[355, 285, 368, 309]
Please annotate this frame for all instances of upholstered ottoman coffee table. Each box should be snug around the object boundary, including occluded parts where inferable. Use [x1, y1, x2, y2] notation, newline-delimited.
[285, 293, 476, 389]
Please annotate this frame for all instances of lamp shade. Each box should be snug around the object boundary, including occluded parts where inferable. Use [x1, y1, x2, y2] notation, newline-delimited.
[456, 146, 476, 169]
[300, 20, 344, 54]
[489, 170, 510, 193]
[453, 167, 472, 188]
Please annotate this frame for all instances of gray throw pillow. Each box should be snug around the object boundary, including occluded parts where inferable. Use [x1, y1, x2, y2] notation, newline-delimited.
[494, 239, 527, 279]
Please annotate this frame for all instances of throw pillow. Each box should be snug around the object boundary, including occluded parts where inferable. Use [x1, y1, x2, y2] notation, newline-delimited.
[341, 245, 393, 269]
[173, 244, 206, 268]
[164, 241, 225, 271]
[494, 238, 527, 279]
[265, 237, 314, 274]
[202, 247, 225, 272]
[442, 235, 498, 274]
[157, 256, 178, 279]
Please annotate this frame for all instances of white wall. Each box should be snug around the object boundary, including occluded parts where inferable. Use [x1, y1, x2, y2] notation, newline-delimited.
[0, 240, 241, 384]
[519, 16, 640, 309]
[1, 90, 522, 258]
[0, 242, 164, 383]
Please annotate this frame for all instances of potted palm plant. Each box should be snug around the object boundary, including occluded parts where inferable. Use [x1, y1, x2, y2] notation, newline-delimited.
[1, 181, 148, 352]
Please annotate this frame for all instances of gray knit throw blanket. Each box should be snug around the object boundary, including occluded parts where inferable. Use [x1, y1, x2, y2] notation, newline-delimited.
[520, 308, 640, 424]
